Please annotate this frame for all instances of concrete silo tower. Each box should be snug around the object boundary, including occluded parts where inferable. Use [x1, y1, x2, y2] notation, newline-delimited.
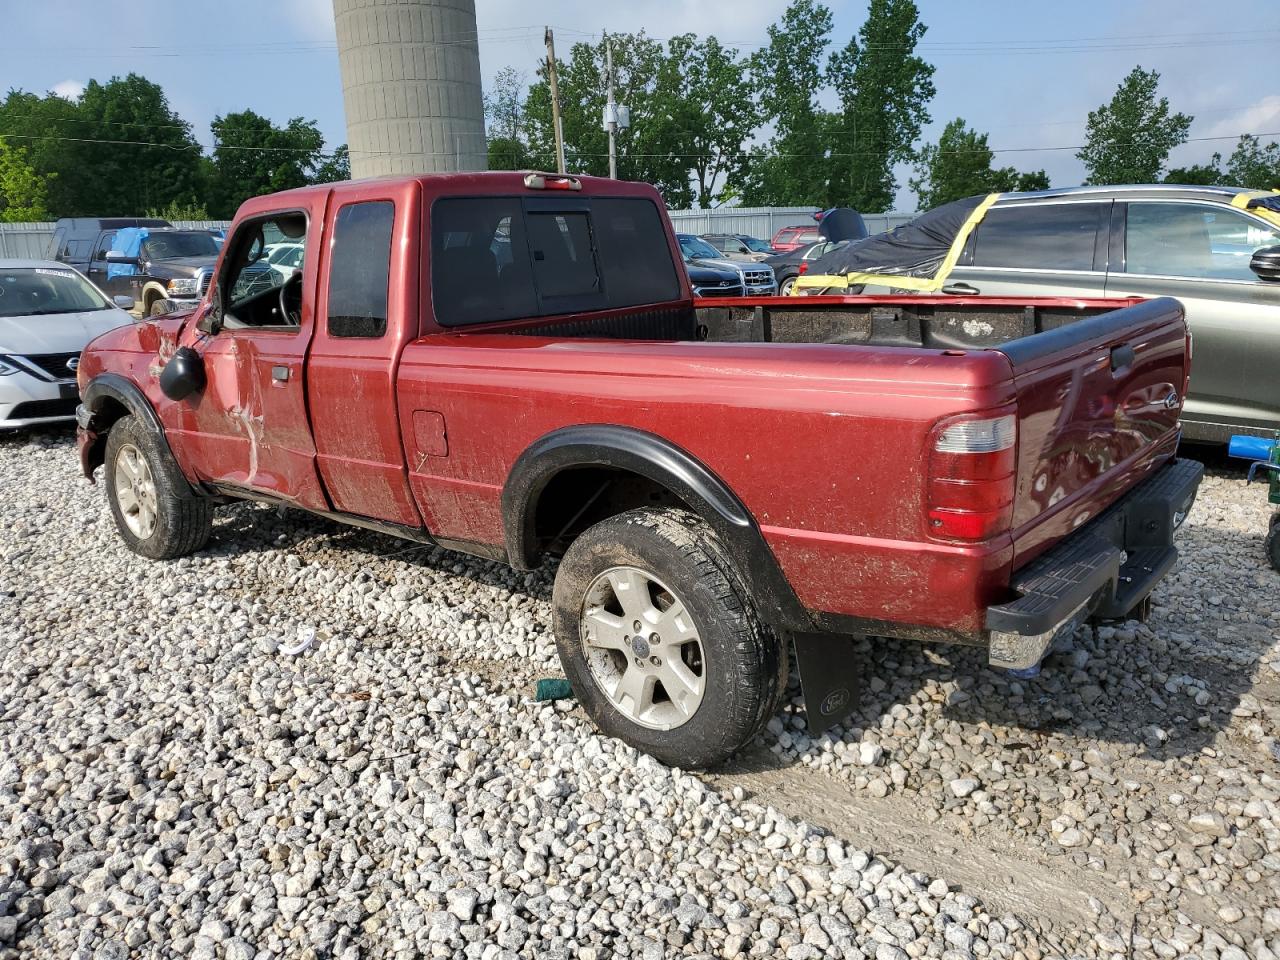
[332, 0, 488, 178]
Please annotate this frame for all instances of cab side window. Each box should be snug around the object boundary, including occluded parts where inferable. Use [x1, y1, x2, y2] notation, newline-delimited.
[219, 212, 308, 328]
[971, 203, 1103, 271]
[327, 201, 394, 338]
[1125, 202, 1280, 280]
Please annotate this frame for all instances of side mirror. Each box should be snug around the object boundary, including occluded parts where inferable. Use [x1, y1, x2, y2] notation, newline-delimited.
[104, 251, 138, 265]
[1250, 245, 1280, 282]
[112, 295, 135, 311]
[159, 346, 206, 401]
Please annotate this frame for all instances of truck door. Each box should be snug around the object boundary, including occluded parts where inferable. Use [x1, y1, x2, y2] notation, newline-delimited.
[170, 203, 329, 511]
[306, 182, 423, 527]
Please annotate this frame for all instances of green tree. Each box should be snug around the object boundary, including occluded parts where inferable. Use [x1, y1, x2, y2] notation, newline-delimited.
[484, 67, 529, 171]
[0, 75, 202, 216]
[1224, 134, 1280, 189]
[0, 136, 52, 221]
[826, 0, 936, 211]
[660, 35, 753, 208]
[911, 119, 1049, 209]
[312, 144, 350, 183]
[991, 167, 1050, 193]
[208, 111, 324, 217]
[145, 197, 209, 221]
[1164, 156, 1225, 185]
[523, 32, 693, 205]
[740, 0, 834, 206]
[1078, 66, 1192, 184]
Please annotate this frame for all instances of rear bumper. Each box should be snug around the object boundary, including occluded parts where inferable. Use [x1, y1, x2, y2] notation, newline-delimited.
[985, 457, 1203, 669]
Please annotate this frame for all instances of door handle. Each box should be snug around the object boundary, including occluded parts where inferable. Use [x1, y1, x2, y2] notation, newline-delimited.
[1110, 344, 1136, 371]
[941, 282, 980, 295]
[271, 365, 290, 382]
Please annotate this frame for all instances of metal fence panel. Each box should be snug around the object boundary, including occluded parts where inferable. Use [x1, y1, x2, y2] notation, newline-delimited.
[0, 220, 233, 262]
[4, 208, 915, 262]
[665, 206, 915, 240]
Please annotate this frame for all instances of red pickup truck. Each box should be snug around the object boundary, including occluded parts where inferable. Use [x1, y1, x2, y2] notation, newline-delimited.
[75, 171, 1202, 768]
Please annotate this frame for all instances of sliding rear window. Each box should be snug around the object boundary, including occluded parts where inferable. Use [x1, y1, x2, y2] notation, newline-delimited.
[430, 196, 680, 327]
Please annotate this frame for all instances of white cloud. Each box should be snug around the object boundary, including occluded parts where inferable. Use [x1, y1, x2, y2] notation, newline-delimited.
[1206, 95, 1280, 140]
[51, 79, 85, 101]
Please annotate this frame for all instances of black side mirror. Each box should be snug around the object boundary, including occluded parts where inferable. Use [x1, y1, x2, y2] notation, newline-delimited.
[159, 346, 206, 401]
[1250, 245, 1280, 282]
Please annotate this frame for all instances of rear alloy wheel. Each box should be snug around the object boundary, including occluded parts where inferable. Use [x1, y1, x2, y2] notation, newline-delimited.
[553, 507, 786, 769]
[779, 276, 796, 296]
[579, 565, 706, 730]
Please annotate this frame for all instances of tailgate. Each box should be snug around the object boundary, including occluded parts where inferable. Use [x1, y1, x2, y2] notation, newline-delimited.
[998, 297, 1188, 566]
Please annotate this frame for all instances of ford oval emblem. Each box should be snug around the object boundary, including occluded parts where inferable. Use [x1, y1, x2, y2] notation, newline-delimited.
[66, 357, 80, 373]
[1163, 391, 1179, 410]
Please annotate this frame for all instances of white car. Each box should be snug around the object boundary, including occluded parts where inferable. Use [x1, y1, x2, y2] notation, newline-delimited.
[265, 241, 306, 281]
[0, 259, 137, 429]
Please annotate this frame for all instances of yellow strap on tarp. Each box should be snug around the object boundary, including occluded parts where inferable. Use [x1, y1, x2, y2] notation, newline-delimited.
[792, 192, 1001, 295]
[1230, 188, 1280, 230]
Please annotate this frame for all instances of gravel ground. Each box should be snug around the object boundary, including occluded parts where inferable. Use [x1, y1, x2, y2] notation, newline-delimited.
[1, 430, 1277, 960]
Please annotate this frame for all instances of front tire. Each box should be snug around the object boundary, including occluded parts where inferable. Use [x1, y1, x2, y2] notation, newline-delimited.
[552, 507, 786, 769]
[104, 415, 212, 559]
[779, 276, 796, 296]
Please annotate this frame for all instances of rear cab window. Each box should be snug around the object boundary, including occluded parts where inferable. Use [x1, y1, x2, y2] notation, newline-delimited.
[430, 195, 681, 327]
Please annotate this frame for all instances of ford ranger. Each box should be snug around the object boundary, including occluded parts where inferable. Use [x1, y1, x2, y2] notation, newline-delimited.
[74, 171, 1203, 768]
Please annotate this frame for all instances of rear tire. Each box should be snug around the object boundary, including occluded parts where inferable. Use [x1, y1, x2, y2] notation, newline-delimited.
[552, 507, 786, 769]
[104, 415, 212, 560]
[779, 276, 796, 296]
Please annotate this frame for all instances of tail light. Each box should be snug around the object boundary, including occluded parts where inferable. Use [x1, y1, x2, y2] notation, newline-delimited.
[798, 262, 809, 275]
[927, 410, 1017, 541]
[523, 172, 582, 191]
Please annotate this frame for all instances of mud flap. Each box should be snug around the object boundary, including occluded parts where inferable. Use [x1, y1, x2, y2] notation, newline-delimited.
[792, 632, 862, 733]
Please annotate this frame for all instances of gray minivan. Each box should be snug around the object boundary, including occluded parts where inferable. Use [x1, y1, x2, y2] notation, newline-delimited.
[881, 186, 1280, 442]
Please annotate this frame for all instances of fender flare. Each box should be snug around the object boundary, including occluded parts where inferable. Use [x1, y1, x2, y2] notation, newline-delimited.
[79, 374, 193, 492]
[501, 424, 815, 632]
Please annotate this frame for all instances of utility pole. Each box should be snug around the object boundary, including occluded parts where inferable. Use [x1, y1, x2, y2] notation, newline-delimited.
[605, 32, 618, 180]
[545, 27, 566, 174]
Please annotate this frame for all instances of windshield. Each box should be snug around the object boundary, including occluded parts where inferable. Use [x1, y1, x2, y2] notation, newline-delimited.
[679, 236, 720, 260]
[742, 237, 772, 253]
[141, 232, 219, 260]
[0, 267, 111, 317]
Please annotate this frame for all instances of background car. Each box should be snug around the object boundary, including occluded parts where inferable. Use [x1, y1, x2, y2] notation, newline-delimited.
[677, 234, 776, 295]
[0, 260, 135, 429]
[102, 227, 222, 317]
[679, 249, 744, 297]
[736, 235, 775, 257]
[770, 224, 821, 252]
[700, 234, 770, 262]
[812, 184, 1280, 442]
[765, 239, 851, 296]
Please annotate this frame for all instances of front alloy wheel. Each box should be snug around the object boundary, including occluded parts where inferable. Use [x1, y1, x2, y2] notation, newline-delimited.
[113, 442, 158, 539]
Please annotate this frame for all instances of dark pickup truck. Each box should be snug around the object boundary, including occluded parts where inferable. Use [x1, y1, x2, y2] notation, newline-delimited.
[74, 171, 1202, 767]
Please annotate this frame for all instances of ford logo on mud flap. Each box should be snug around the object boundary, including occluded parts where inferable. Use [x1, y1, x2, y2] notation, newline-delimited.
[820, 688, 851, 716]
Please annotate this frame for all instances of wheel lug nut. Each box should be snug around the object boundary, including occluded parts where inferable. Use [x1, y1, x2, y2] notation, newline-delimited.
[633, 620, 642, 632]
[649, 655, 660, 666]
[633, 657, 644, 668]
[649, 632, 660, 644]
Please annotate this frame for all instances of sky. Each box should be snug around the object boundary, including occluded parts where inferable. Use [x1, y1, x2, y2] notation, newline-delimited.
[5, 0, 1279, 211]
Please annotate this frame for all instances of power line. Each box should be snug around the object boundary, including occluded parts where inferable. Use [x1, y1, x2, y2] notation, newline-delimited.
[2, 128, 1274, 162]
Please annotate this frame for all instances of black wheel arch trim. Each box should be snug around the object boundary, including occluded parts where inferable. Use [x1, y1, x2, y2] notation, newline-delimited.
[80, 374, 195, 492]
[501, 423, 817, 632]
